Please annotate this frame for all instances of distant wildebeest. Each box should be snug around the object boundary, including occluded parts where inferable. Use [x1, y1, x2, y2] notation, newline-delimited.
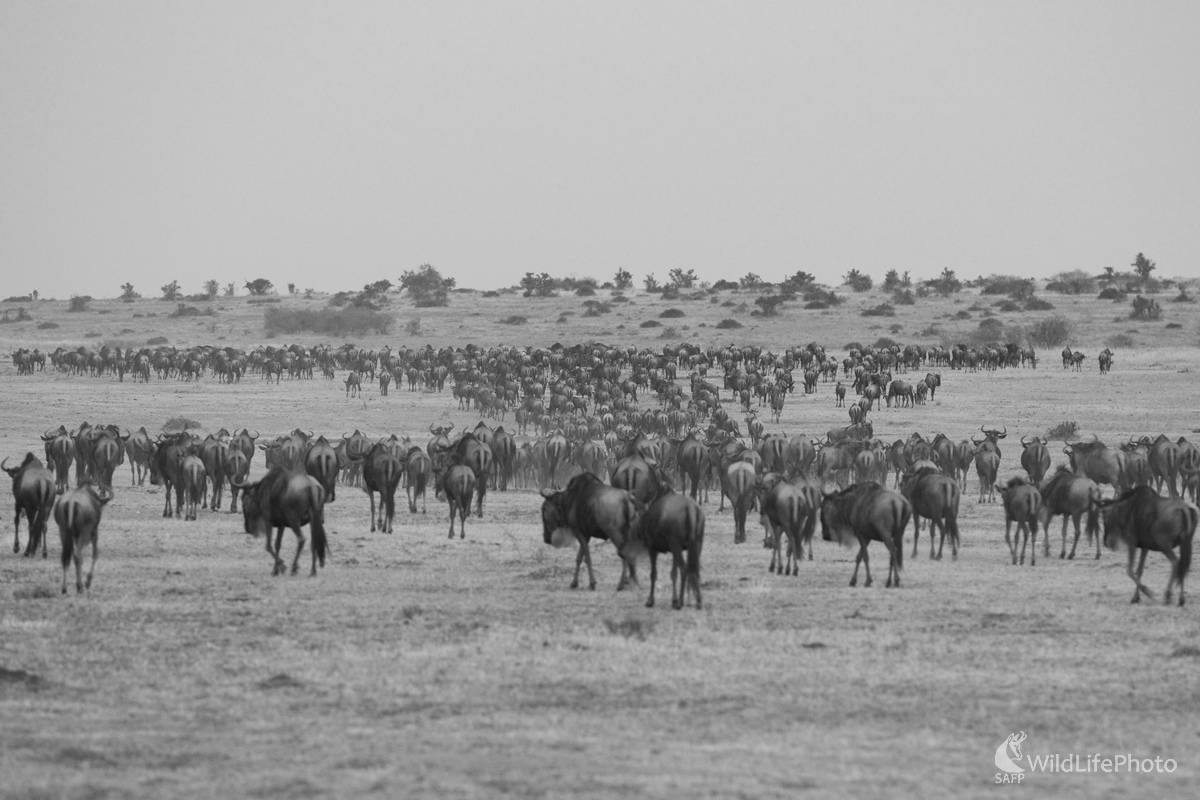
[996, 476, 1042, 566]
[345, 372, 361, 397]
[54, 482, 112, 594]
[3, 453, 56, 557]
[540, 472, 639, 591]
[623, 489, 704, 610]
[233, 467, 328, 577]
[820, 482, 910, 588]
[1098, 348, 1113, 374]
[1099, 486, 1196, 606]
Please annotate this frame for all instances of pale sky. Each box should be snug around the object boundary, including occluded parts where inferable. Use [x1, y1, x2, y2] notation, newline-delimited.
[2, 1, 1198, 299]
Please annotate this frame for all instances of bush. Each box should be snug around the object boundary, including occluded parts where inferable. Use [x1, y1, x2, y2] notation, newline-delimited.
[924, 268, 962, 296]
[660, 308, 685, 318]
[1173, 291, 1192, 303]
[861, 303, 895, 317]
[3, 295, 33, 303]
[1045, 270, 1096, 294]
[892, 289, 915, 305]
[575, 285, 596, 297]
[843, 270, 873, 292]
[995, 299, 1021, 312]
[872, 337, 898, 349]
[804, 300, 828, 310]
[0, 308, 32, 323]
[498, 315, 528, 325]
[401, 264, 455, 306]
[37, 321, 59, 329]
[715, 318, 743, 329]
[263, 307, 396, 336]
[1098, 287, 1127, 301]
[1024, 297, 1054, 311]
[640, 320, 662, 328]
[712, 279, 738, 291]
[244, 278, 274, 296]
[979, 318, 1004, 335]
[659, 327, 678, 339]
[170, 304, 202, 318]
[1107, 333, 1136, 348]
[1165, 322, 1182, 329]
[247, 297, 282, 305]
[980, 275, 1034, 299]
[803, 288, 842, 306]
[1025, 316, 1073, 348]
[1129, 296, 1162, 320]
[582, 301, 612, 317]
[754, 295, 787, 316]
[482, 290, 499, 298]
[147, 336, 169, 345]
[954, 310, 971, 319]
[68, 295, 91, 312]
[1046, 421, 1079, 441]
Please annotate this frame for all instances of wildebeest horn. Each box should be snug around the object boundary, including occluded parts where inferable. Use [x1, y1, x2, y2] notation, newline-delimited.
[0, 457, 9, 472]
[43, 428, 59, 439]
[1021, 435, 1032, 446]
[248, 429, 259, 439]
[429, 423, 438, 434]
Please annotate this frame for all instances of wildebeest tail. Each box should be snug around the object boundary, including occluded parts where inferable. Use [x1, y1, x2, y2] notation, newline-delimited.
[309, 484, 328, 567]
[686, 504, 704, 605]
[59, 499, 76, 567]
[895, 499, 910, 572]
[1085, 490, 1101, 544]
[1177, 505, 1197, 584]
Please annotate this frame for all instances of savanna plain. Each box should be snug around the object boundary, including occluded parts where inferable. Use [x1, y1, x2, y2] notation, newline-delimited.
[1, 286, 1198, 799]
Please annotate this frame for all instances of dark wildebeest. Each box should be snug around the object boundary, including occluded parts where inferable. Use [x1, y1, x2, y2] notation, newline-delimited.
[1038, 466, 1102, 559]
[900, 465, 961, 560]
[1098, 348, 1113, 374]
[358, 443, 403, 533]
[180, 454, 206, 521]
[723, 460, 758, 544]
[1019, 435, 1052, 485]
[540, 472, 639, 590]
[89, 428, 127, 493]
[221, 447, 250, 512]
[41, 427, 75, 494]
[974, 447, 1001, 504]
[434, 458, 475, 539]
[197, 434, 228, 511]
[757, 473, 820, 575]
[3, 453, 56, 558]
[54, 482, 112, 594]
[623, 490, 704, 609]
[491, 426, 517, 491]
[1064, 438, 1126, 495]
[820, 482, 910, 587]
[345, 372, 362, 397]
[125, 426, 155, 486]
[303, 436, 341, 503]
[404, 446, 432, 513]
[148, 433, 190, 518]
[1141, 434, 1181, 498]
[996, 476, 1042, 566]
[673, 431, 708, 502]
[1099, 486, 1196, 606]
[233, 467, 328, 576]
[611, 454, 667, 505]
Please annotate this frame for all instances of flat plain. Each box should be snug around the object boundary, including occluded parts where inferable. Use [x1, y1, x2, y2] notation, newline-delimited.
[1, 286, 1198, 799]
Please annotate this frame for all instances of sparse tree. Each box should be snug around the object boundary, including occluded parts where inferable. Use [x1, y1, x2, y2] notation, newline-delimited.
[644, 273, 660, 292]
[399, 264, 454, 307]
[120, 283, 141, 302]
[613, 269, 633, 290]
[925, 268, 962, 296]
[405, 317, 422, 336]
[1129, 295, 1162, 320]
[668, 268, 697, 289]
[287, 283, 296, 295]
[754, 294, 787, 316]
[68, 295, 91, 312]
[520, 272, 557, 297]
[224, 282, 236, 297]
[202, 279, 219, 299]
[740, 272, 765, 289]
[1132, 253, 1156, 281]
[843, 269, 873, 292]
[244, 278, 274, 296]
[780, 270, 816, 294]
[31, 290, 38, 301]
[161, 280, 181, 301]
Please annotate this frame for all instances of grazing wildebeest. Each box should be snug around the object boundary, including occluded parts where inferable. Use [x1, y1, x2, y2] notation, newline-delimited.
[540, 472, 639, 590]
[900, 465, 961, 559]
[54, 482, 112, 594]
[820, 482, 910, 587]
[996, 476, 1042, 566]
[404, 446, 432, 513]
[180, 454, 206, 521]
[1038, 466, 1102, 559]
[233, 467, 328, 577]
[757, 473, 820, 574]
[1019, 436, 1052, 485]
[623, 490, 704, 609]
[357, 443, 403, 533]
[3, 453, 56, 557]
[1099, 486, 1196, 606]
[1064, 438, 1126, 495]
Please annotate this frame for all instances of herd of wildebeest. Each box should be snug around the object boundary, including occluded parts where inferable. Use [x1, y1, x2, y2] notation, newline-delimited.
[4, 338, 1194, 609]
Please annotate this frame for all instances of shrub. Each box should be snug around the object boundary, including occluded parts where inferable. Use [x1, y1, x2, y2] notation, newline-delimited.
[482, 290, 499, 298]
[405, 318, 422, 336]
[659, 308, 685, 318]
[754, 295, 787, 316]
[872, 337, 898, 349]
[3, 295, 33, 303]
[924, 268, 962, 296]
[954, 310, 971, 319]
[804, 300, 828, 310]
[582, 301, 612, 317]
[1129, 295, 1162, 320]
[247, 297, 281, 305]
[803, 288, 842, 306]
[892, 289, 915, 305]
[715, 318, 743, 329]
[1024, 297, 1054, 311]
[979, 318, 1004, 335]
[170, 304, 201, 318]
[1173, 291, 1192, 303]
[0, 308, 32, 323]
[37, 321, 59, 329]
[740, 273, 766, 289]
[147, 336, 169, 345]
[1098, 287, 1126, 301]
[68, 295, 91, 312]
[401, 264, 455, 306]
[610, 294, 629, 303]
[660, 285, 679, 300]
[84, 332, 101, 338]
[498, 315, 528, 325]
[995, 299, 1021, 312]
[861, 303, 895, 317]
[1046, 421, 1079, 441]
[659, 327, 678, 339]
[640, 319, 662, 328]
[263, 307, 396, 336]
[244, 278, 274, 296]
[712, 279, 738, 291]
[842, 269, 873, 292]
[1026, 316, 1073, 348]
[1045, 270, 1096, 294]
[1165, 322, 1182, 329]
[575, 285, 596, 297]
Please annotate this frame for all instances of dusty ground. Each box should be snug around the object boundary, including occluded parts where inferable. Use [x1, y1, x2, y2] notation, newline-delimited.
[1, 286, 1199, 799]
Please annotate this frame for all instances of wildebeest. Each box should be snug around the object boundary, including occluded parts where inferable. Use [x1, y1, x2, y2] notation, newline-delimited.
[672, 431, 708, 501]
[611, 454, 667, 505]
[723, 460, 758, 544]
[974, 448, 1001, 503]
[820, 482, 910, 587]
[41, 427, 75, 494]
[1141, 434, 1181, 498]
[233, 467, 329, 576]
[757, 473, 820, 575]
[357, 443, 403, 533]
[125, 426, 155, 486]
[623, 490, 704, 609]
[54, 482, 112, 594]
[540, 472, 639, 590]
[303, 436, 341, 503]
[1019, 436, 1052, 485]
[1099, 486, 1196, 606]
[404, 446, 432, 513]
[345, 372, 362, 397]
[996, 476, 1042, 566]
[148, 433, 190, 518]
[900, 465, 961, 559]
[197, 434, 228, 511]
[1064, 438, 1126, 494]
[435, 459, 476, 539]
[1098, 348, 1113, 374]
[180, 454, 206, 521]
[221, 446, 250, 512]
[1038, 466, 1102, 559]
[3, 453, 56, 557]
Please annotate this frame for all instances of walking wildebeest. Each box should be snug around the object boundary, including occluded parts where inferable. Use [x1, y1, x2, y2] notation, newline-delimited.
[1038, 466, 1102, 559]
[1099, 486, 1196, 606]
[3, 453, 56, 558]
[996, 476, 1042, 566]
[900, 465, 961, 560]
[180, 454, 206, 521]
[540, 472, 639, 591]
[404, 446, 432, 513]
[623, 490, 704, 609]
[148, 433, 189, 518]
[357, 442, 403, 533]
[723, 460, 758, 544]
[820, 482, 910, 588]
[233, 467, 328, 577]
[54, 482, 112, 594]
[1019, 436, 1052, 485]
[757, 473, 820, 575]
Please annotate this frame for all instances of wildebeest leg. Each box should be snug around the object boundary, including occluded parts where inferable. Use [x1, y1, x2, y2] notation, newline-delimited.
[934, 520, 945, 560]
[1023, 523, 1033, 567]
[85, 534, 97, 593]
[268, 527, 286, 575]
[911, 516, 921, 560]
[883, 539, 898, 587]
[1059, 516, 1070, 559]
[671, 548, 685, 609]
[1005, 519, 1017, 564]
[645, 551, 658, 607]
[850, 545, 865, 587]
[571, 538, 592, 590]
[289, 525, 307, 576]
[1128, 547, 1152, 603]
[12, 508, 21, 554]
[769, 527, 781, 573]
[861, 542, 873, 587]
[1068, 514, 1082, 559]
[369, 491, 378, 533]
[1161, 547, 1182, 606]
[447, 503, 456, 538]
